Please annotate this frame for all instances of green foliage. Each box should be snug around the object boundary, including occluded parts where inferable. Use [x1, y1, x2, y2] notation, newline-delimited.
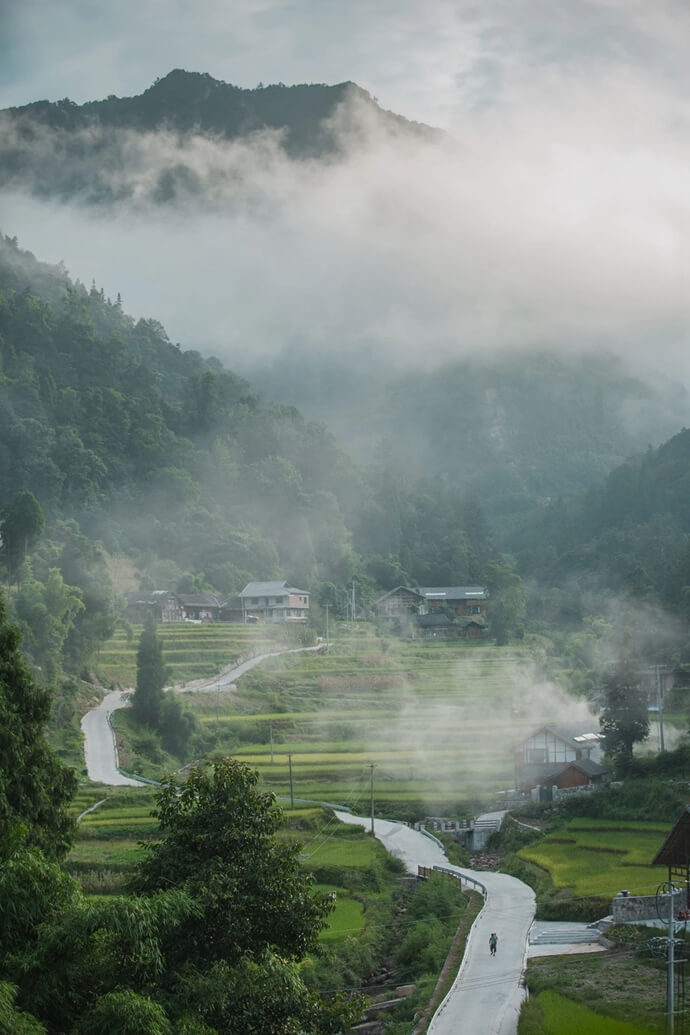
[132, 614, 169, 727]
[1, 489, 45, 580]
[130, 758, 332, 964]
[600, 659, 650, 775]
[0, 593, 77, 857]
[75, 989, 172, 1035]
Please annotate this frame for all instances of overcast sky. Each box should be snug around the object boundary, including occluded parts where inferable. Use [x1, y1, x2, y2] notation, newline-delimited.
[2, 1, 690, 379]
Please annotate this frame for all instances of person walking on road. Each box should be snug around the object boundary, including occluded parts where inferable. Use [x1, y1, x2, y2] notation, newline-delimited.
[489, 932, 498, 956]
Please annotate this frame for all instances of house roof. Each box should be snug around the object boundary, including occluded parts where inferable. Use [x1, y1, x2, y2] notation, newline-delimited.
[373, 586, 424, 605]
[520, 758, 607, 783]
[124, 589, 174, 605]
[652, 807, 690, 867]
[524, 723, 604, 749]
[419, 586, 487, 601]
[417, 613, 452, 627]
[240, 581, 308, 598]
[176, 593, 222, 608]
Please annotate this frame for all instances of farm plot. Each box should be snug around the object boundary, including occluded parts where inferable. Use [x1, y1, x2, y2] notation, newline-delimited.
[183, 625, 538, 810]
[95, 622, 289, 686]
[518, 819, 671, 898]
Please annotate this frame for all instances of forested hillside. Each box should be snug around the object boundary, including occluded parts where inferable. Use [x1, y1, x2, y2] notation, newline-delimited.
[0, 233, 498, 679]
[0, 69, 441, 202]
[509, 427, 690, 618]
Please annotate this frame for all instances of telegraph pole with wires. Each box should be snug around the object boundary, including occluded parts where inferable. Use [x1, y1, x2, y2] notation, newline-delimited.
[369, 763, 375, 835]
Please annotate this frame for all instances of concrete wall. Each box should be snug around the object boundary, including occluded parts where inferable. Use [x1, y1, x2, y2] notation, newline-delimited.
[612, 889, 684, 923]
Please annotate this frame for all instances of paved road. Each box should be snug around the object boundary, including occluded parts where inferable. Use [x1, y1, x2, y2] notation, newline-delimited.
[80, 690, 143, 786]
[81, 646, 323, 785]
[336, 811, 535, 1035]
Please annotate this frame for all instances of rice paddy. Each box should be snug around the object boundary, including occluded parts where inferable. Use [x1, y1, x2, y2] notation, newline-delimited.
[94, 620, 546, 810]
[518, 819, 671, 898]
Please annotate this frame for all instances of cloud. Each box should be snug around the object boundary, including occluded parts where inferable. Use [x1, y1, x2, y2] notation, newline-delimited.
[3, 60, 690, 387]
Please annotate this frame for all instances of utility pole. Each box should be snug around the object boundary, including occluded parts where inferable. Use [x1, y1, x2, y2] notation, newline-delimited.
[270, 723, 274, 764]
[352, 581, 356, 626]
[325, 602, 330, 653]
[657, 664, 666, 753]
[288, 753, 295, 809]
[668, 881, 676, 1035]
[369, 763, 375, 835]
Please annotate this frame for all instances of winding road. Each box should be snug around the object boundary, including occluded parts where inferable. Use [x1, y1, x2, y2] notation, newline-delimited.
[80, 645, 323, 785]
[81, 646, 536, 1033]
[336, 811, 535, 1035]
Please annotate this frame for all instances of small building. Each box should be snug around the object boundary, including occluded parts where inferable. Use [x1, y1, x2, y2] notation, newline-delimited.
[416, 612, 454, 639]
[239, 581, 309, 622]
[124, 590, 183, 624]
[518, 758, 607, 794]
[418, 586, 487, 618]
[372, 586, 425, 618]
[175, 593, 223, 622]
[515, 723, 606, 793]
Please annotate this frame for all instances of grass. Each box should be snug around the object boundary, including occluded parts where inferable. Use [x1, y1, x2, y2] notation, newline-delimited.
[314, 884, 366, 941]
[523, 936, 668, 1034]
[519, 990, 662, 1035]
[518, 819, 670, 898]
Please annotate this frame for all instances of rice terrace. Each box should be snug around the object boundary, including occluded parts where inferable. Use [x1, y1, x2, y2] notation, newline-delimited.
[96, 621, 539, 810]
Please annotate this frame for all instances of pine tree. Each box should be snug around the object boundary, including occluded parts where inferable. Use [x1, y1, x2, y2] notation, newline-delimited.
[131, 613, 168, 727]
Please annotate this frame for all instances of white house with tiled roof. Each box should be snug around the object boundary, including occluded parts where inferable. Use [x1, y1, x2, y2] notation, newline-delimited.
[239, 581, 309, 622]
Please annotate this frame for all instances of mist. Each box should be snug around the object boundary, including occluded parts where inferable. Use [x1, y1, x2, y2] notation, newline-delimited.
[3, 62, 690, 389]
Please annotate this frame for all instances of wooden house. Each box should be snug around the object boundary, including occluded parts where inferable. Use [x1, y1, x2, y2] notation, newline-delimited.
[372, 586, 425, 618]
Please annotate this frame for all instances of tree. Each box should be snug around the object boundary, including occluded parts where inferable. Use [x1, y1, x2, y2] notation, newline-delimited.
[486, 560, 526, 645]
[1, 490, 45, 580]
[600, 659, 650, 774]
[129, 758, 359, 1033]
[131, 613, 168, 727]
[0, 593, 77, 857]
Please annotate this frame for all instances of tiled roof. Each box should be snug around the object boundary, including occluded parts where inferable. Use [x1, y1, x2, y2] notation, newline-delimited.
[419, 586, 487, 600]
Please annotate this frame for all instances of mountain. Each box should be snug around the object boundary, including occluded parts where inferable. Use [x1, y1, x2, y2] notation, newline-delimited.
[240, 348, 689, 532]
[509, 425, 690, 615]
[0, 69, 442, 202]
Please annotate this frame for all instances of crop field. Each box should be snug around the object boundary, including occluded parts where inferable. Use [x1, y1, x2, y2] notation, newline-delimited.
[95, 622, 290, 686]
[518, 819, 671, 898]
[172, 624, 539, 810]
[521, 990, 659, 1035]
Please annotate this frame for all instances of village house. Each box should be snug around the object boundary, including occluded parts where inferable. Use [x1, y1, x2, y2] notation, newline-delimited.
[175, 593, 223, 622]
[372, 586, 425, 618]
[515, 723, 607, 794]
[124, 589, 184, 624]
[239, 581, 309, 622]
[418, 586, 487, 617]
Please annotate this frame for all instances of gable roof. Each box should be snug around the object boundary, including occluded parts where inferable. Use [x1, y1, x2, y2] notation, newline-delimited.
[240, 581, 308, 597]
[520, 758, 607, 782]
[419, 586, 487, 600]
[176, 593, 222, 608]
[124, 589, 175, 605]
[524, 723, 604, 749]
[652, 806, 690, 867]
[373, 586, 424, 605]
[417, 612, 452, 627]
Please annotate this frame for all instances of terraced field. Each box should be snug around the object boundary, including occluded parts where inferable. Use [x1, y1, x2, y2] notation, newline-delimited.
[95, 622, 290, 686]
[518, 818, 671, 898]
[170, 624, 540, 810]
[95, 620, 547, 810]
